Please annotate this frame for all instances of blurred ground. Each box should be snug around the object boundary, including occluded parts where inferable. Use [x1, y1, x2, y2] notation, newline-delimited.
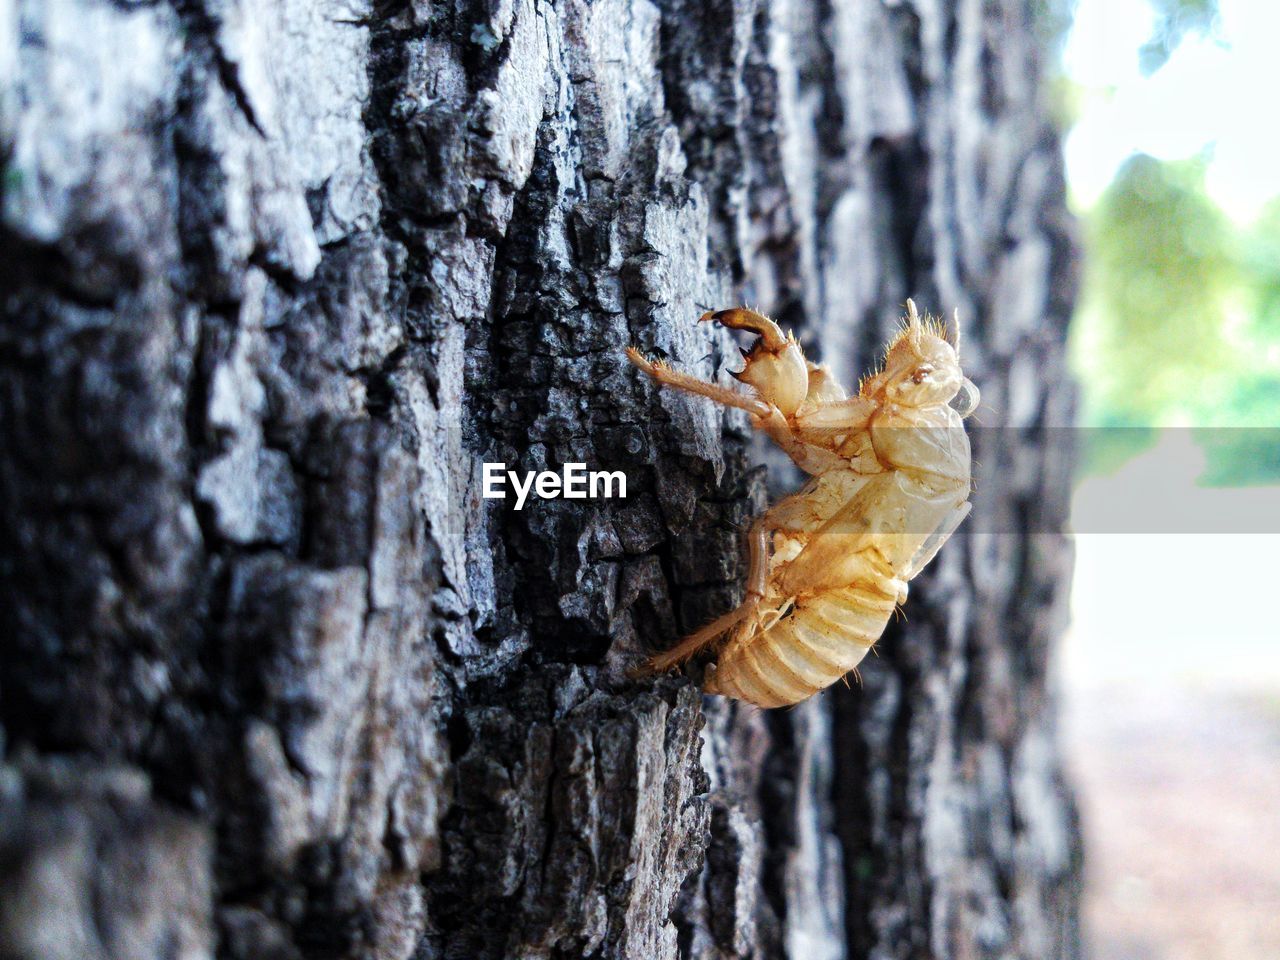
[1065, 681, 1280, 960]
[1064, 459, 1280, 960]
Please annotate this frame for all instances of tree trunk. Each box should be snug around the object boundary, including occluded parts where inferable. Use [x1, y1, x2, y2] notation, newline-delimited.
[0, 0, 1079, 957]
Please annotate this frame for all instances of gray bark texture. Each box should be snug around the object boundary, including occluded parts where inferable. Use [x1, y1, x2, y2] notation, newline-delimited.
[0, 0, 1080, 958]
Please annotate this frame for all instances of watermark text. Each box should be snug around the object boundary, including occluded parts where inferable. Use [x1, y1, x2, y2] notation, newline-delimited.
[483, 462, 627, 511]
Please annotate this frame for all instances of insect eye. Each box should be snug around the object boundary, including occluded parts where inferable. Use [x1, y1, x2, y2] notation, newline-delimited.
[911, 366, 933, 384]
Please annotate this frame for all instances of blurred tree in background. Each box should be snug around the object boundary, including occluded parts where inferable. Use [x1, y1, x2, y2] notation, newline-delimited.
[1078, 154, 1233, 427]
[1242, 200, 1280, 341]
[1070, 152, 1280, 483]
[1073, 153, 1280, 484]
[1069, 0, 1280, 486]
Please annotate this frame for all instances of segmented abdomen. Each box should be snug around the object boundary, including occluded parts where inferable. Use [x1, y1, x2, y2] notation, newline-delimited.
[704, 578, 899, 708]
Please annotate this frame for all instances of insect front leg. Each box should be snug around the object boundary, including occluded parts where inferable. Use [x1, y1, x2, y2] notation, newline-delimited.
[626, 347, 771, 418]
[756, 407, 846, 476]
[790, 396, 878, 446]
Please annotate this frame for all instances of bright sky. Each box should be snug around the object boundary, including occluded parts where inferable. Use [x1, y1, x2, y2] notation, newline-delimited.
[1062, 2, 1280, 691]
[1063, 0, 1280, 221]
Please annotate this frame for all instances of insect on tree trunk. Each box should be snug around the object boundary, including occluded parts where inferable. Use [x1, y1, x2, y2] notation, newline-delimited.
[0, 0, 1080, 958]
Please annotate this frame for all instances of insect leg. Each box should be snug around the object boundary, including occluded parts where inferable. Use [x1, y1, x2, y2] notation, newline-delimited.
[756, 407, 846, 476]
[791, 397, 878, 441]
[626, 347, 771, 418]
[646, 519, 770, 673]
[646, 604, 754, 672]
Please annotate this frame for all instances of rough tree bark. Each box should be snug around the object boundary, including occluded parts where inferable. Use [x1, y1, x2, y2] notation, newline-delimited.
[0, 0, 1079, 958]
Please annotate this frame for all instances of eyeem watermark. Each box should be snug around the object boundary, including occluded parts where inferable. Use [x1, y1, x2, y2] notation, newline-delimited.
[483, 462, 627, 511]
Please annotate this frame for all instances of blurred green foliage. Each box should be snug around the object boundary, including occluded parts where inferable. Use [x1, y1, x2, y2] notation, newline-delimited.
[1242, 199, 1280, 341]
[1078, 154, 1233, 423]
[1073, 154, 1280, 485]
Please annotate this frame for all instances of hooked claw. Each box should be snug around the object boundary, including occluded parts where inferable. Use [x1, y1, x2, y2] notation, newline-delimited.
[699, 307, 789, 352]
[701, 307, 808, 416]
